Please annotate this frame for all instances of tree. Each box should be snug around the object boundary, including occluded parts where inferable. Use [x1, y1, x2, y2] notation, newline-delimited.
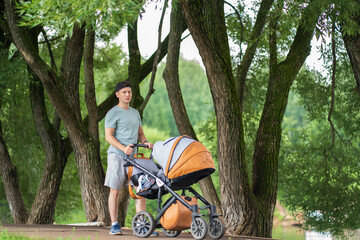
[279, 66, 360, 236]
[5, 0, 110, 223]
[179, 0, 324, 237]
[278, 4, 360, 233]
[3, 0, 183, 225]
[162, 0, 222, 214]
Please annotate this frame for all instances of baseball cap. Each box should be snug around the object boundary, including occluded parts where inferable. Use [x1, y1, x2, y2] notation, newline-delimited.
[115, 81, 131, 92]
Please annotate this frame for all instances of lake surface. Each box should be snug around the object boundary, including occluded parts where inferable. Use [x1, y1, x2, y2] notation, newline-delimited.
[273, 225, 305, 240]
[273, 225, 360, 240]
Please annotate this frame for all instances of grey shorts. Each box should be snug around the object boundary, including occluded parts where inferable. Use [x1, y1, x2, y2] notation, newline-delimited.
[104, 153, 129, 190]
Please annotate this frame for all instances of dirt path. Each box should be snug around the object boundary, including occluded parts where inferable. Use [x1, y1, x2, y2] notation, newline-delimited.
[0, 223, 275, 240]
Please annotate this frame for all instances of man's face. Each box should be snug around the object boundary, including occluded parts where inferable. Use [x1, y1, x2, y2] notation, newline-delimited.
[116, 87, 132, 104]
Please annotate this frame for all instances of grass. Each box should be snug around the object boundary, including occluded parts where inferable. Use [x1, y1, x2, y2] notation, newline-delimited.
[54, 210, 87, 225]
[0, 229, 95, 240]
[0, 229, 41, 240]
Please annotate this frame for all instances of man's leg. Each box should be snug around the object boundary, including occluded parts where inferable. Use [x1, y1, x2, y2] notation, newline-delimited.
[108, 188, 122, 235]
[135, 198, 146, 212]
[109, 188, 119, 222]
[135, 198, 159, 237]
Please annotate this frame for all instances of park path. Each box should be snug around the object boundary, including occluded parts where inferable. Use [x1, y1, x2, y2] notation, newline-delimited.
[0, 223, 277, 240]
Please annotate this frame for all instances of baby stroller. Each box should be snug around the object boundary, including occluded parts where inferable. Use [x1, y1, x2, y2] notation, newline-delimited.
[124, 135, 225, 240]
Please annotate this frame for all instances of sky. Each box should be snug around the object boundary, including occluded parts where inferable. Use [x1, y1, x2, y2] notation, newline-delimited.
[115, 1, 199, 62]
[115, 0, 324, 72]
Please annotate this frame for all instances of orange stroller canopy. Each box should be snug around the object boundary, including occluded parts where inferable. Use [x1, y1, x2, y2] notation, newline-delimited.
[152, 136, 215, 187]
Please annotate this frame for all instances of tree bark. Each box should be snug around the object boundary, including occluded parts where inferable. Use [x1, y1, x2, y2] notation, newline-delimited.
[84, 26, 99, 143]
[83, 26, 110, 224]
[128, 20, 143, 110]
[163, 0, 222, 214]
[117, 187, 130, 227]
[60, 25, 85, 122]
[342, 10, 360, 97]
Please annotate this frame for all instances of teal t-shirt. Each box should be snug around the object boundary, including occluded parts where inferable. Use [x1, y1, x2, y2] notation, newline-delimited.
[105, 105, 142, 156]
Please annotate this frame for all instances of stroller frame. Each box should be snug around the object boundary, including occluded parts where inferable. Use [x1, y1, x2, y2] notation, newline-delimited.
[124, 144, 225, 240]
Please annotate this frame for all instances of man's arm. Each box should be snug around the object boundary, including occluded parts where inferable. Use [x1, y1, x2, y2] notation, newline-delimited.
[138, 126, 153, 149]
[105, 127, 134, 155]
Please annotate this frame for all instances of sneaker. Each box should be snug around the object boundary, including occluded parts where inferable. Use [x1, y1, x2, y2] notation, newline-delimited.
[150, 232, 159, 237]
[109, 223, 122, 235]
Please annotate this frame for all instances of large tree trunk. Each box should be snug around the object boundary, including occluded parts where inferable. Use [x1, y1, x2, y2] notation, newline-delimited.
[5, 0, 109, 224]
[83, 26, 109, 223]
[252, 21, 318, 236]
[27, 73, 68, 224]
[180, 0, 323, 237]
[25, 27, 69, 224]
[180, 0, 253, 235]
[163, 0, 222, 214]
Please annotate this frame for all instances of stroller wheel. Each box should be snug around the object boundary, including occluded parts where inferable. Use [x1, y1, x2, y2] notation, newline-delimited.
[162, 228, 182, 237]
[190, 217, 208, 240]
[209, 217, 225, 239]
[132, 211, 155, 238]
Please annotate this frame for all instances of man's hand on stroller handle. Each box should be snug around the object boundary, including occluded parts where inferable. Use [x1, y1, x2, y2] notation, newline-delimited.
[125, 142, 151, 155]
[124, 144, 135, 155]
[131, 143, 150, 149]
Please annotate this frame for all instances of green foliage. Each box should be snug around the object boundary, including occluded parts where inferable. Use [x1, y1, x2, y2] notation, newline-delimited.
[141, 59, 213, 136]
[0, 49, 44, 215]
[333, 0, 360, 38]
[17, 0, 143, 40]
[280, 122, 360, 236]
[197, 113, 220, 195]
[54, 155, 84, 224]
[93, 43, 129, 104]
[279, 48, 360, 236]
[55, 209, 87, 225]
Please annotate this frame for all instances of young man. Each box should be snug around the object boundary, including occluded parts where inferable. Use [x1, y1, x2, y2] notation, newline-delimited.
[104, 81, 158, 236]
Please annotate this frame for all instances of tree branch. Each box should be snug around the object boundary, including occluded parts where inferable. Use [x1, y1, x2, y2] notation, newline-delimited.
[41, 28, 57, 72]
[225, 0, 244, 43]
[235, 0, 275, 111]
[84, 25, 99, 142]
[127, 19, 143, 110]
[140, 0, 169, 113]
[328, 20, 337, 149]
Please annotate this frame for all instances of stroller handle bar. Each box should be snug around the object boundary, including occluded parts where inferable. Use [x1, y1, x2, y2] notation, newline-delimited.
[131, 143, 148, 148]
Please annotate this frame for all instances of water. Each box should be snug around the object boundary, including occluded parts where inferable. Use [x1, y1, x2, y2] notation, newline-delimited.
[273, 226, 360, 240]
[273, 225, 305, 240]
